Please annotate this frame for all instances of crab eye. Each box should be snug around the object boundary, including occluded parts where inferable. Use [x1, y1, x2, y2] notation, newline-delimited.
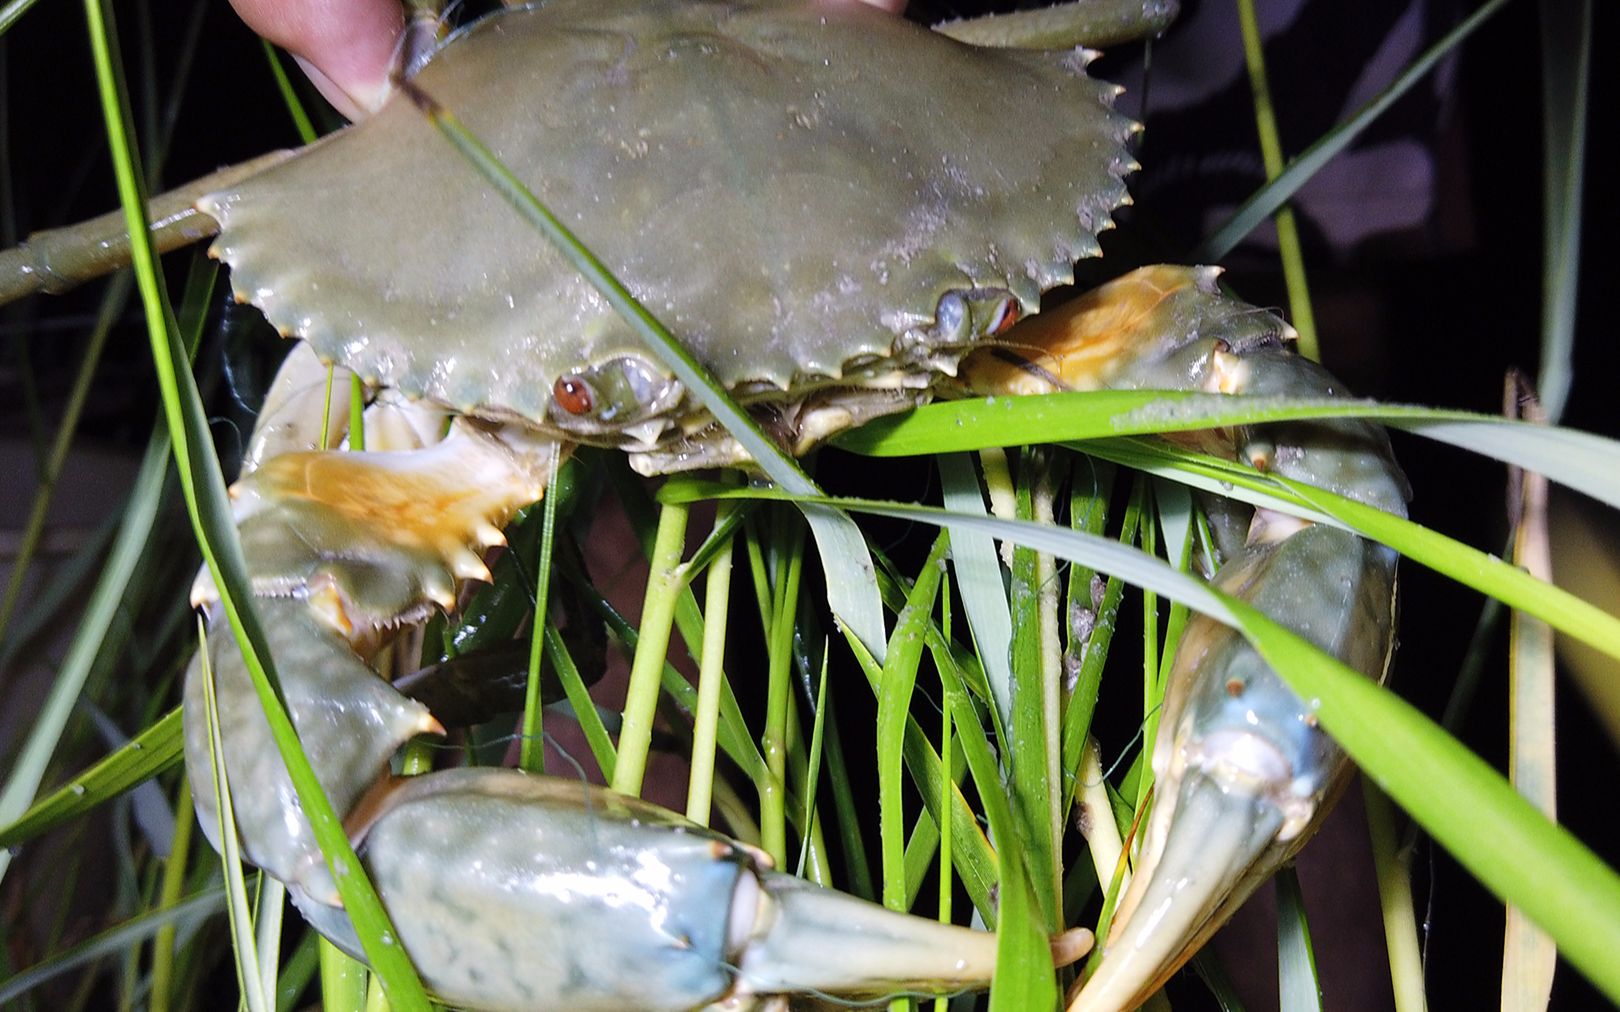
[933, 292, 971, 343]
[552, 375, 595, 416]
[987, 297, 1021, 335]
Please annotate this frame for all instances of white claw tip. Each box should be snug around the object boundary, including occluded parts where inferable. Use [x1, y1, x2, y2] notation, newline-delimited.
[1051, 927, 1095, 967]
[451, 553, 494, 583]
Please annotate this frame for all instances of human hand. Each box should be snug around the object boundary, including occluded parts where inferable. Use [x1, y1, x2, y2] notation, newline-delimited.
[232, 0, 909, 122]
[228, 0, 403, 121]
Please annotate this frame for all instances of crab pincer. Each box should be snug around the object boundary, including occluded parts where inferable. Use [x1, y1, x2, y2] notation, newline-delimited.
[965, 267, 1405, 1007]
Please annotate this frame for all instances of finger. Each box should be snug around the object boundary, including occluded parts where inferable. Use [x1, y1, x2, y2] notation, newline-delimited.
[230, 0, 404, 120]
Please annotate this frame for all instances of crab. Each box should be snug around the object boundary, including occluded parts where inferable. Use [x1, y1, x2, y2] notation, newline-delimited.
[0, 1, 1429, 1010]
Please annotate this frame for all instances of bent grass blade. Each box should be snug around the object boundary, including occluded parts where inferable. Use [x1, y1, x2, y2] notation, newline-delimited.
[396, 76, 888, 662]
[80, 0, 429, 1003]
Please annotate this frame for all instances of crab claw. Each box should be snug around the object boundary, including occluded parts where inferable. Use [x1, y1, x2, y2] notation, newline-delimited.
[1072, 719, 1308, 1009]
[297, 768, 1091, 1011]
[732, 872, 1092, 1003]
[1070, 525, 1399, 1011]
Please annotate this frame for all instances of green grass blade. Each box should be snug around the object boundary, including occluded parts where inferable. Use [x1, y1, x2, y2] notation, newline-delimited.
[1276, 867, 1322, 1011]
[319, 938, 369, 1012]
[1008, 456, 1062, 927]
[794, 651, 831, 879]
[0, 427, 170, 876]
[935, 672, 955, 1012]
[1234, 0, 1317, 358]
[396, 76, 887, 660]
[545, 622, 618, 782]
[1362, 781, 1429, 1012]
[519, 452, 562, 775]
[757, 517, 804, 865]
[0, 707, 182, 849]
[686, 503, 737, 825]
[840, 392, 1620, 512]
[844, 626, 1000, 916]
[1194, 0, 1513, 261]
[939, 453, 1014, 732]
[148, 778, 194, 1012]
[200, 635, 268, 1012]
[273, 931, 320, 1012]
[819, 694, 876, 900]
[260, 41, 317, 145]
[1534, 0, 1590, 423]
[0, 887, 225, 1005]
[933, 617, 1056, 1012]
[1060, 505, 1134, 815]
[79, 1, 428, 1001]
[1058, 460, 1119, 813]
[252, 876, 287, 1009]
[612, 500, 690, 796]
[878, 534, 949, 915]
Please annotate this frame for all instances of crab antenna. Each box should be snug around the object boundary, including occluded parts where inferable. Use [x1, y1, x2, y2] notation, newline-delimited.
[0, 149, 295, 307]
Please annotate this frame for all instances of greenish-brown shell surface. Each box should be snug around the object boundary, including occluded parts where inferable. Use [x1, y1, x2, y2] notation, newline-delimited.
[201, 0, 1134, 446]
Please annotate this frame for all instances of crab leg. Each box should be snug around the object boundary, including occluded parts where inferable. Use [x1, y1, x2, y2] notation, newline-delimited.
[184, 352, 1090, 1010]
[0, 150, 295, 305]
[964, 265, 1407, 1010]
[935, 0, 1181, 50]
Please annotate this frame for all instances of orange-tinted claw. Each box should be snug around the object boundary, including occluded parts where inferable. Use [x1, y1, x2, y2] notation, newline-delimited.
[958, 264, 1217, 396]
[231, 422, 558, 636]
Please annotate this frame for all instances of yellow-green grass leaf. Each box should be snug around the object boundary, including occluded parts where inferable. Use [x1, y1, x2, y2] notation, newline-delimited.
[82, 0, 428, 1002]
[843, 626, 1000, 918]
[837, 393, 1620, 513]
[0, 707, 182, 849]
[878, 534, 950, 914]
[934, 629, 1057, 1012]
[396, 75, 886, 661]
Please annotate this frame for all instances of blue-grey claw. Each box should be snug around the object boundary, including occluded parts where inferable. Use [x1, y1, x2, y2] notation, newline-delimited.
[1070, 526, 1399, 1010]
[296, 768, 1089, 1011]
